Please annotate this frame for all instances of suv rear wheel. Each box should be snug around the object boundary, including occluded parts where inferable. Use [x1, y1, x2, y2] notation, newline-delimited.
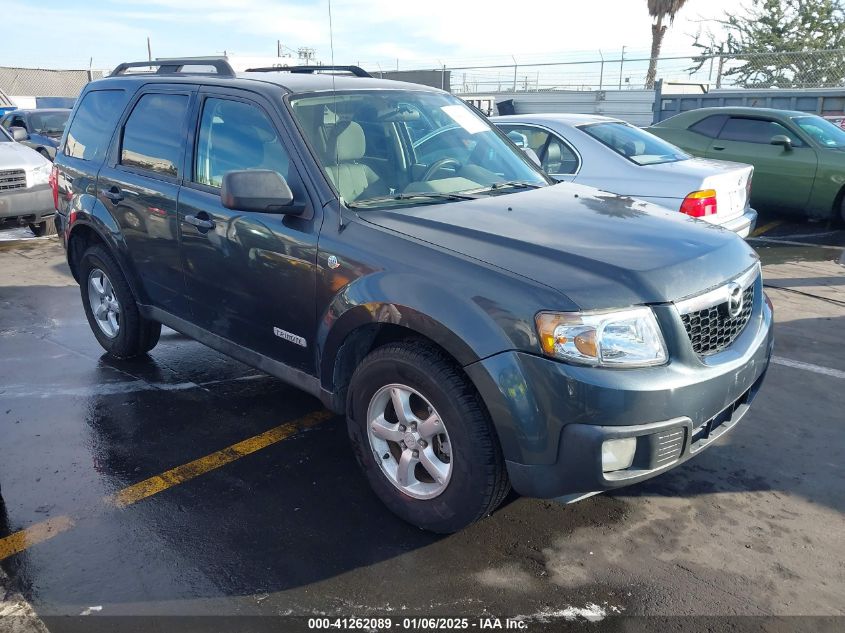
[347, 342, 510, 533]
[79, 245, 161, 358]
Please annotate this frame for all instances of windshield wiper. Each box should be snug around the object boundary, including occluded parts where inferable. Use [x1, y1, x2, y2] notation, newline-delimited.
[347, 191, 478, 208]
[485, 180, 544, 191]
[467, 180, 545, 196]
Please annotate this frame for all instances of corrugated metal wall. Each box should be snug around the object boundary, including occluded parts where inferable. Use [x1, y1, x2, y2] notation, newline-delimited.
[0, 67, 104, 109]
[460, 90, 656, 126]
[655, 88, 845, 122]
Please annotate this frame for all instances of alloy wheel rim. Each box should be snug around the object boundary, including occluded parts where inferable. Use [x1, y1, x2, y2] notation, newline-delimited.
[87, 268, 121, 338]
[366, 384, 453, 500]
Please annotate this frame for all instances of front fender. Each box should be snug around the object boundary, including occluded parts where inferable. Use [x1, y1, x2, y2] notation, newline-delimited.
[808, 158, 845, 219]
[317, 271, 533, 390]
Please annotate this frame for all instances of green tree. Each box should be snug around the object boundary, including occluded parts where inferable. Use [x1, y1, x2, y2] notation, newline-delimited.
[646, 0, 689, 89]
[691, 0, 845, 88]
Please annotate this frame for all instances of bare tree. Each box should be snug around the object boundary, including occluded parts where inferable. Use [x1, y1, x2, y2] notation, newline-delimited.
[645, 0, 688, 88]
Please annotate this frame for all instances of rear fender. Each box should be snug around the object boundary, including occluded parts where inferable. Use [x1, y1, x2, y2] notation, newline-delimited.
[66, 197, 147, 304]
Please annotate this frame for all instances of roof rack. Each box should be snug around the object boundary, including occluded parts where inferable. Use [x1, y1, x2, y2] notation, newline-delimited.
[110, 58, 236, 78]
[244, 65, 372, 78]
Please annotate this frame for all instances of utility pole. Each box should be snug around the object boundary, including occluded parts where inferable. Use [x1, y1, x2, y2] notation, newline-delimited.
[619, 45, 626, 90]
[147, 36, 152, 63]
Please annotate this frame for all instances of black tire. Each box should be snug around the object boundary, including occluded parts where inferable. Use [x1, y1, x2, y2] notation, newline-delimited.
[36, 148, 53, 162]
[78, 245, 161, 358]
[29, 218, 58, 237]
[347, 341, 510, 533]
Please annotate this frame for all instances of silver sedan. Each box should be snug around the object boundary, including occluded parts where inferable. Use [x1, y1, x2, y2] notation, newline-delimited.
[493, 113, 758, 237]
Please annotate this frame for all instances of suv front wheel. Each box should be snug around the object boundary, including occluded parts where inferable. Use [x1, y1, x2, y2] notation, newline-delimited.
[79, 245, 161, 358]
[347, 342, 510, 533]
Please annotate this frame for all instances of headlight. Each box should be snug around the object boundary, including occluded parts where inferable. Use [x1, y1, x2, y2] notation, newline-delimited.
[29, 161, 51, 187]
[535, 307, 667, 367]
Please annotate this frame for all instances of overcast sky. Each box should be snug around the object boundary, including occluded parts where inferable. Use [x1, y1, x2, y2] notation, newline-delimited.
[1, 0, 738, 71]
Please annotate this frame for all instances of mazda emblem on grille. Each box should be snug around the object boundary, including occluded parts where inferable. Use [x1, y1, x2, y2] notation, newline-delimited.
[727, 282, 744, 318]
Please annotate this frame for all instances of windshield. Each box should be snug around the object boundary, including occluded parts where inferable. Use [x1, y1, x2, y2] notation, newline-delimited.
[0, 126, 11, 142]
[792, 115, 845, 148]
[289, 90, 548, 207]
[28, 111, 69, 135]
[580, 121, 690, 165]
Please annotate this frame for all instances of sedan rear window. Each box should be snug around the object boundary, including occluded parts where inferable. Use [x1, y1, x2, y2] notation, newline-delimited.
[580, 121, 689, 165]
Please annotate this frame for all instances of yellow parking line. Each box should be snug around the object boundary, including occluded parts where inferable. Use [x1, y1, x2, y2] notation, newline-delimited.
[0, 409, 333, 560]
[112, 409, 333, 507]
[751, 220, 783, 237]
[0, 516, 75, 561]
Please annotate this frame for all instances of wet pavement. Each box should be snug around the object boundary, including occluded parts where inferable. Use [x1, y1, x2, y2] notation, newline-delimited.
[0, 222, 844, 626]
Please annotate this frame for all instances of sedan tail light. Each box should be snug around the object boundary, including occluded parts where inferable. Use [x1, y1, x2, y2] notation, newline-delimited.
[680, 189, 717, 218]
[49, 164, 59, 211]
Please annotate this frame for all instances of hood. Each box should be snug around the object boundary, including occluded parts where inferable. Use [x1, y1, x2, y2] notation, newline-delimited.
[360, 183, 759, 310]
[0, 141, 51, 170]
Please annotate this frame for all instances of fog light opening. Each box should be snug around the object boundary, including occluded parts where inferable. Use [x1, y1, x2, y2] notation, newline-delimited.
[602, 437, 637, 473]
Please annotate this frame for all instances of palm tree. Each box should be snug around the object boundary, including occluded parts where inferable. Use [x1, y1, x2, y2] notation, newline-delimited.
[645, 0, 688, 89]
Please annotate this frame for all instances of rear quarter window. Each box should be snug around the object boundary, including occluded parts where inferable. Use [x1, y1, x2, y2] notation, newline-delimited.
[688, 115, 727, 138]
[65, 90, 130, 161]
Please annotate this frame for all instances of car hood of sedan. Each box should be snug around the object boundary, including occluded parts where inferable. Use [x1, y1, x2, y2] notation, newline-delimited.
[0, 141, 51, 170]
[360, 182, 758, 309]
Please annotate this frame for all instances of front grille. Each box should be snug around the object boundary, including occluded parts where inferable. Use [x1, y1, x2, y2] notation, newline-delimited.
[681, 284, 754, 356]
[0, 169, 27, 191]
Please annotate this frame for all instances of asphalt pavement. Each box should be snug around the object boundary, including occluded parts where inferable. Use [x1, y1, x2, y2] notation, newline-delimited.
[0, 219, 843, 630]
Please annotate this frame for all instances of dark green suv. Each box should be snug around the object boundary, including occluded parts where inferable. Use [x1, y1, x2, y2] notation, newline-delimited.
[54, 59, 773, 532]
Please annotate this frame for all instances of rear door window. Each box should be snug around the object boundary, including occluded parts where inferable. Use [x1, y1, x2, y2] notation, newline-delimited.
[718, 117, 805, 146]
[498, 124, 579, 175]
[120, 93, 190, 178]
[65, 90, 129, 161]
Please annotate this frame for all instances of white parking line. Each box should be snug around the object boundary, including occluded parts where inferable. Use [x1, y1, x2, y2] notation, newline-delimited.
[772, 356, 845, 380]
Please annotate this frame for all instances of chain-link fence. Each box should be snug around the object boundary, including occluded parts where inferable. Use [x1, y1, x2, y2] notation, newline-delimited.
[379, 49, 845, 94]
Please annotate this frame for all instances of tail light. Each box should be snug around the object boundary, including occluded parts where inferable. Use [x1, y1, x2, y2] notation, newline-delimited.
[49, 164, 59, 211]
[680, 189, 717, 218]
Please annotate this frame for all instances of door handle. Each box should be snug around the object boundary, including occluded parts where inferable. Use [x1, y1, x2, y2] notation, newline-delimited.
[101, 186, 124, 203]
[184, 213, 216, 231]
[712, 145, 725, 151]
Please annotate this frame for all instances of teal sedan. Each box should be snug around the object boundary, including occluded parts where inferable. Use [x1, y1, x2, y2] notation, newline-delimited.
[648, 107, 845, 222]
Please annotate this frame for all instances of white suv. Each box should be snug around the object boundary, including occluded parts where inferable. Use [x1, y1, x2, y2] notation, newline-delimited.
[0, 125, 56, 236]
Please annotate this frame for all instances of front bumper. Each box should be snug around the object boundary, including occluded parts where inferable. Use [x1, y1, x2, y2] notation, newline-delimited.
[465, 277, 774, 499]
[720, 207, 758, 239]
[0, 184, 55, 223]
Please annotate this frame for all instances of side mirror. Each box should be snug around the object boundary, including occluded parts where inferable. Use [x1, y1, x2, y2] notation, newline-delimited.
[770, 134, 792, 150]
[220, 170, 303, 214]
[10, 126, 28, 142]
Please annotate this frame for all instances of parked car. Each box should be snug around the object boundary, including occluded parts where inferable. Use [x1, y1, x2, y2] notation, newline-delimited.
[0, 108, 71, 161]
[647, 106, 845, 222]
[0, 125, 58, 236]
[54, 59, 773, 533]
[494, 114, 757, 238]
